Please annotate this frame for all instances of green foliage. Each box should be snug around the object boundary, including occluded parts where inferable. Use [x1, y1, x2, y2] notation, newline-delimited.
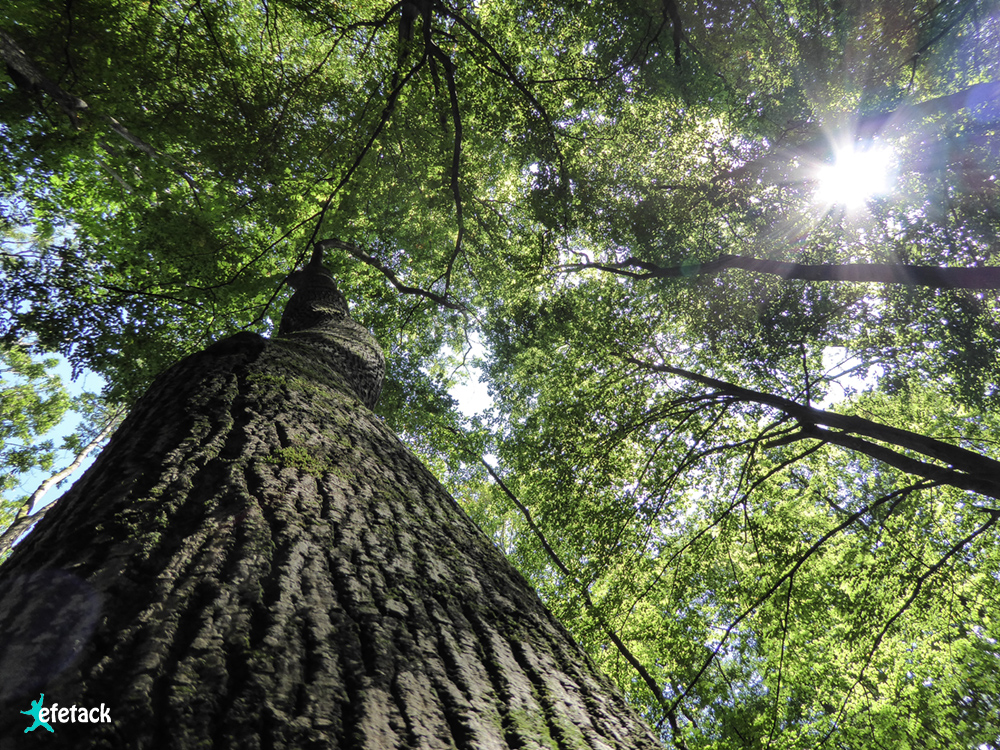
[0, 343, 71, 508]
[2, 0, 1000, 747]
[0, 342, 121, 541]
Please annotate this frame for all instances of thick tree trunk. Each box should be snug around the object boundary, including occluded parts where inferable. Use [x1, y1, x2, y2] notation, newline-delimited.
[0, 263, 660, 749]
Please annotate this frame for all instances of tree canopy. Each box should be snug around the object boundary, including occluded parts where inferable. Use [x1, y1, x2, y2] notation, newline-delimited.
[2, 1, 999, 747]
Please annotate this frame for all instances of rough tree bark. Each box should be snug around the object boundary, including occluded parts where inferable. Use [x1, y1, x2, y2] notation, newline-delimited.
[0, 258, 661, 749]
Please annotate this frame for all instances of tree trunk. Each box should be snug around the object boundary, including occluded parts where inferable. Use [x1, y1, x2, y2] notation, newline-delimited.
[0, 262, 660, 749]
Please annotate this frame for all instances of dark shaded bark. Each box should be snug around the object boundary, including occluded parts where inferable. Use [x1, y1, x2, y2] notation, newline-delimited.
[0, 27, 88, 122]
[0, 264, 660, 748]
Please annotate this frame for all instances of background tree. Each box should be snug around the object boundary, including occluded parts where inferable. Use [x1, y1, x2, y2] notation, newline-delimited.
[0, 343, 73, 513]
[0, 386, 123, 558]
[1, 0, 999, 747]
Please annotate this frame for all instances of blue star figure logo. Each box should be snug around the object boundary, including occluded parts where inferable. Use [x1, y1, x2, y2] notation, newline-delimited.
[21, 693, 54, 733]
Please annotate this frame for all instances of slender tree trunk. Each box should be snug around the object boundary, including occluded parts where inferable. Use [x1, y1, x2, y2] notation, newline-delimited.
[0, 261, 660, 749]
[0, 411, 121, 558]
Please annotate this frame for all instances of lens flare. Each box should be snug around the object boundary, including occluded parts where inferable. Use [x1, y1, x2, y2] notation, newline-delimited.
[815, 145, 895, 208]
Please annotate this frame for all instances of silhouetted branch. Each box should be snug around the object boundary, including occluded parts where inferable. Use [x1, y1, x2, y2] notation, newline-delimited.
[315, 239, 467, 311]
[823, 504, 1000, 745]
[477, 457, 690, 750]
[626, 356, 1000, 500]
[670, 481, 937, 716]
[714, 80, 1000, 188]
[567, 254, 1000, 289]
[427, 42, 465, 295]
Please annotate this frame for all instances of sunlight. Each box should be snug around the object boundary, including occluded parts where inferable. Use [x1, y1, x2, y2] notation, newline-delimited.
[814, 144, 896, 208]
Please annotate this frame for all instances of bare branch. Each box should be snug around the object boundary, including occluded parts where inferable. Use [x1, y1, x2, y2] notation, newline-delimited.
[566, 254, 1000, 289]
[626, 356, 1000, 500]
[0, 408, 123, 557]
[477, 457, 690, 750]
[315, 239, 467, 311]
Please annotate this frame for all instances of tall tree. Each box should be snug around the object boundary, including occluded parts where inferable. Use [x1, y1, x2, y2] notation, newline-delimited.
[0, 255, 661, 748]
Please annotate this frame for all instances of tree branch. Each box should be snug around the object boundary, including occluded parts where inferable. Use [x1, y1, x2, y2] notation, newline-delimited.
[0, 27, 88, 122]
[314, 239, 467, 311]
[443, 9, 568, 194]
[671, 481, 936, 716]
[426, 41, 465, 295]
[312, 51, 428, 233]
[662, 0, 687, 67]
[823, 504, 1000, 745]
[626, 356, 1000, 500]
[714, 80, 1000, 188]
[477, 457, 690, 750]
[0, 408, 121, 557]
[568, 254, 1000, 289]
[1, 27, 201, 197]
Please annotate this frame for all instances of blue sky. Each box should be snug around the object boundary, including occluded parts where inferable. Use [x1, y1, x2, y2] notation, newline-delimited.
[5, 354, 106, 515]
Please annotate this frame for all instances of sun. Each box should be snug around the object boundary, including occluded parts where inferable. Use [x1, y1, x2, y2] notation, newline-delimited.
[814, 144, 896, 208]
